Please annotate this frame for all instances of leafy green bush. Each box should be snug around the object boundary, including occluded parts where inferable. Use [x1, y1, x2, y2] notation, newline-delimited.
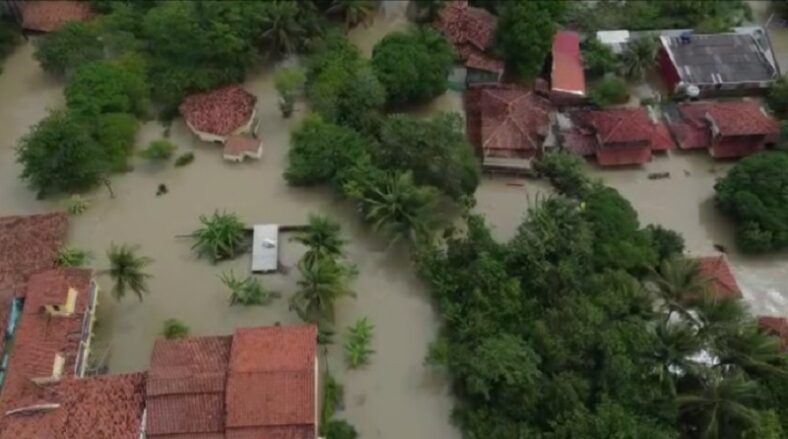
[590, 77, 629, 107]
[344, 317, 374, 369]
[140, 139, 176, 160]
[93, 112, 139, 172]
[162, 318, 189, 339]
[583, 38, 618, 79]
[174, 152, 194, 167]
[56, 246, 93, 267]
[320, 372, 344, 430]
[34, 22, 104, 76]
[16, 110, 106, 196]
[274, 67, 306, 117]
[65, 194, 90, 215]
[714, 152, 788, 253]
[65, 57, 150, 118]
[191, 210, 247, 262]
[220, 271, 280, 306]
[645, 224, 685, 262]
[377, 113, 479, 199]
[766, 77, 788, 119]
[325, 420, 358, 439]
[371, 27, 454, 105]
[533, 151, 589, 197]
[285, 114, 370, 186]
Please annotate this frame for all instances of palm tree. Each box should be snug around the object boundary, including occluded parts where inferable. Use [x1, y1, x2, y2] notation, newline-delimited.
[694, 293, 748, 342]
[352, 171, 439, 244]
[260, 0, 307, 55]
[191, 210, 247, 263]
[650, 257, 709, 323]
[678, 371, 761, 438]
[652, 320, 704, 395]
[620, 37, 658, 80]
[291, 214, 347, 267]
[290, 258, 356, 323]
[220, 270, 280, 306]
[327, 0, 376, 29]
[106, 243, 153, 302]
[712, 323, 787, 377]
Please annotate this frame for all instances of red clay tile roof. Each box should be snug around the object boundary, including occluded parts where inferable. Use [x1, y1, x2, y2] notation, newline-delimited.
[465, 52, 505, 75]
[584, 108, 655, 145]
[704, 101, 779, 137]
[437, 1, 497, 54]
[179, 85, 257, 136]
[146, 335, 232, 437]
[758, 316, 788, 351]
[478, 87, 554, 158]
[697, 256, 742, 300]
[224, 135, 262, 156]
[21, 1, 93, 33]
[651, 121, 676, 151]
[225, 326, 317, 436]
[671, 102, 779, 151]
[596, 145, 652, 166]
[551, 31, 585, 96]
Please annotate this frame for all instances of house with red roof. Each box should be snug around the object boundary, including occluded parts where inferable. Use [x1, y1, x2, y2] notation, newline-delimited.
[563, 107, 675, 166]
[436, 1, 504, 85]
[696, 256, 742, 300]
[19, 0, 93, 33]
[551, 31, 586, 106]
[758, 316, 788, 351]
[180, 84, 260, 149]
[464, 85, 555, 173]
[665, 101, 779, 159]
[223, 135, 263, 163]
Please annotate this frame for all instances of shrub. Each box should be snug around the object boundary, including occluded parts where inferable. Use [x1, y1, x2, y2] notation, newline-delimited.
[174, 152, 194, 167]
[274, 67, 306, 117]
[325, 420, 358, 439]
[533, 151, 590, 197]
[220, 271, 280, 306]
[583, 38, 618, 79]
[140, 139, 177, 160]
[590, 77, 629, 107]
[65, 195, 90, 215]
[343, 317, 374, 369]
[191, 210, 247, 262]
[34, 22, 104, 76]
[93, 112, 139, 172]
[56, 246, 93, 267]
[285, 114, 370, 186]
[162, 318, 189, 339]
[371, 27, 454, 105]
[714, 152, 788, 253]
[766, 76, 788, 119]
[65, 58, 149, 118]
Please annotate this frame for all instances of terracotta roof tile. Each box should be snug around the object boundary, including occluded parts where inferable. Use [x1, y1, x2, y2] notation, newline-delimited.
[146, 393, 226, 437]
[437, 1, 497, 54]
[179, 85, 257, 136]
[584, 108, 655, 145]
[651, 121, 676, 151]
[704, 101, 779, 137]
[21, 1, 93, 33]
[477, 87, 554, 158]
[758, 316, 788, 351]
[224, 135, 262, 156]
[697, 256, 742, 300]
[551, 31, 585, 95]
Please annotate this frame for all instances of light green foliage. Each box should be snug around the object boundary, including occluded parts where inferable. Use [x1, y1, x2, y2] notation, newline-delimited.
[590, 76, 629, 107]
[221, 271, 280, 306]
[583, 37, 618, 79]
[533, 152, 589, 197]
[377, 113, 479, 200]
[291, 214, 347, 268]
[65, 195, 90, 215]
[140, 139, 177, 160]
[16, 110, 106, 196]
[34, 22, 104, 76]
[284, 114, 370, 186]
[320, 372, 344, 432]
[56, 246, 93, 267]
[344, 317, 374, 369]
[714, 152, 788, 253]
[274, 67, 306, 116]
[93, 112, 139, 172]
[291, 257, 356, 324]
[191, 210, 247, 263]
[174, 152, 195, 167]
[161, 318, 189, 339]
[65, 57, 150, 118]
[496, 1, 565, 78]
[371, 27, 454, 105]
[107, 242, 153, 302]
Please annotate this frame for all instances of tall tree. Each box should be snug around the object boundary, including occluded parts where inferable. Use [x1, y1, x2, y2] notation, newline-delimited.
[620, 37, 658, 81]
[291, 214, 348, 268]
[495, 1, 564, 78]
[106, 243, 153, 301]
[678, 372, 761, 438]
[290, 258, 356, 323]
[650, 257, 709, 322]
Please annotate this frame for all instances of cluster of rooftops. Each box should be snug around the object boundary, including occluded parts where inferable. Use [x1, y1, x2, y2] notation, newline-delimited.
[0, 213, 318, 438]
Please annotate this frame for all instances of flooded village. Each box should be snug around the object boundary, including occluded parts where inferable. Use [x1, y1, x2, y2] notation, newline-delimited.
[0, 1, 787, 438]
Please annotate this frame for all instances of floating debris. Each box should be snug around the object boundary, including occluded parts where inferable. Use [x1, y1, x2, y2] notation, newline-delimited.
[156, 184, 168, 196]
[648, 172, 670, 180]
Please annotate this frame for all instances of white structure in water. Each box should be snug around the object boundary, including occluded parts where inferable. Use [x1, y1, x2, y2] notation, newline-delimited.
[252, 225, 279, 273]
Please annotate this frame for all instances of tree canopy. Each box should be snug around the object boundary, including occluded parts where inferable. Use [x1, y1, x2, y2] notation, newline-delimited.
[34, 22, 104, 76]
[714, 152, 788, 253]
[495, 1, 564, 78]
[65, 57, 150, 118]
[371, 27, 454, 106]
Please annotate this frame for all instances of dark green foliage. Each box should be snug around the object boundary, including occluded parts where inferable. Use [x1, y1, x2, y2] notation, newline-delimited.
[162, 318, 189, 339]
[324, 419, 358, 439]
[376, 113, 479, 200]
[590, 76, 629, 107]
[620, 37, 658, 81]
[16, 110, 107, 195]
[140, 139, 176, 160]
[93, 112, 139, 172]
[0, 17, 20, 68]
[714, 152, 788, 253]
[285, 114, 370, 186]
[107, 242, 154, 302]
[646, 224, 686, 262]
[174, 152, 195, 167]
[371, 27, 454, 105]
[65, 57, 150, 118]
[583, 37, 618, 79]
[191, 210, 248, 263]
[495, 1, 564, 78]
[766, 76, 788, 119]
[533, 152, 589, 197]
[34, 22, 104, 76]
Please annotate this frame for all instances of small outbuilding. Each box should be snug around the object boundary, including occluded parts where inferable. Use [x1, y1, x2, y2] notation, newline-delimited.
[550, 31, 586, 105]
[223, 135, 263, 163]
[179, 85, 259, 144]
[18, 1, 93, 33]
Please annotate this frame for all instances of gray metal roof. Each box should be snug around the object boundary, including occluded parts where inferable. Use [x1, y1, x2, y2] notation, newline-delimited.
[252, 225, 278, 273]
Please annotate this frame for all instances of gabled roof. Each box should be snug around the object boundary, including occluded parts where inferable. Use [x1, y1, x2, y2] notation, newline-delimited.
[21, 1, 93, 33]
[179, 85, 257, 136]
[758, 316, 788, 351]
[437, 1, 497, 53]
[225, 326, 317, 437]
[479, 87, 554, 157]
[580, 108, 655, 145]
[704, 101, 779, 137]
[551, 31, 585, 96]
[465, 52, 505, 75]
[697, 256, 742, 300]
[224, 135, 261, 157]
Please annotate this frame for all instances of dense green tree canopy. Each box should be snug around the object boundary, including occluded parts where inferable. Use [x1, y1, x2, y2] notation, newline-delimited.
[65, 57, 150, 118]
[766, 77, 788, 120]
[582, 37, 618, 79]
[714, 152, 788, 253]
[495, 1, 565, 78]
[590, 77, 629, 107]
[371, 27, 454, 106]
[34, 22, 104, 76]
[376, 113, 479, 199]
[93, 112, 140, 172]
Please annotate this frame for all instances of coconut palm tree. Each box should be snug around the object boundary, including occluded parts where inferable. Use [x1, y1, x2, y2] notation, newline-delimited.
[694, 293, 749, 342]
[678, 371, 761, 439]
[620, 37, 658, 81]
[259, 0, 307, 55]
[106, 243, 153, 302]
[291, 214, 347, 267]
[290, 258, 356, 323]
[191, 210, 247, 263]
[650, 256, 709, 323]
[652, 319, 704, 395]
[352, 171, 439, 244]
[712, 323, 787, 378]
[220, 270, 280, 306]
[327, 0, 376, 29]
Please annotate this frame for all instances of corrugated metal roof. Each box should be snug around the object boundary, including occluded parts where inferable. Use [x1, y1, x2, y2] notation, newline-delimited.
[252, 225, 279, 273]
